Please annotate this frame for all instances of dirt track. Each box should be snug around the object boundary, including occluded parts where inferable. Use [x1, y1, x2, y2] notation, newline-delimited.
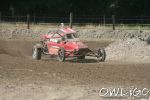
[0, 39, 150, 100]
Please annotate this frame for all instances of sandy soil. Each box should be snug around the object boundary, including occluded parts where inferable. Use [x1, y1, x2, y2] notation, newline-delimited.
[0, 39, 150, 100]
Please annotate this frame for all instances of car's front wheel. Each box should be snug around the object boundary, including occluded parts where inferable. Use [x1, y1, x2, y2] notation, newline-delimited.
[57, 48, 65, 62]
[97, 48, 106, 62]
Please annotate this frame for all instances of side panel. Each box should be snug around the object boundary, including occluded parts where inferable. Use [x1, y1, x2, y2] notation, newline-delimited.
[47, 42, 61, 55]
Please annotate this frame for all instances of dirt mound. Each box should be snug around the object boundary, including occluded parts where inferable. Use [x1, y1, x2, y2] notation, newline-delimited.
[0, 29, 12, 39]
[0, 40, 33, 57]
[106, 38, 150, 63]
[78, 29, 150, 40]
[1, 28, 150, 40]
[0, 28, 53, 39]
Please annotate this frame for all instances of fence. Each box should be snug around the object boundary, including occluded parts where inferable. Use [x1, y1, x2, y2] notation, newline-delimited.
[1, 13, 150, 30]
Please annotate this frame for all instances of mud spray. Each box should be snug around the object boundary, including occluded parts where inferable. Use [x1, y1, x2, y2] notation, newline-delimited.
[106, 38, 150, 63]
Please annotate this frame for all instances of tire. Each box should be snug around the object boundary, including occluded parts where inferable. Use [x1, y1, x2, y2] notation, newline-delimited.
[77, 56, 85, 60]
[57, 48, 65, 62]
[32, 47, 42, 60]
[97, 48, 106, 62]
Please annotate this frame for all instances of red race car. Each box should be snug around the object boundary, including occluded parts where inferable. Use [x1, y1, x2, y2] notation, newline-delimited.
[32, 24, 106, 62]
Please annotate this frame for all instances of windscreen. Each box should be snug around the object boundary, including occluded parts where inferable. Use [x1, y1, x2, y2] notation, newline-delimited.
[66, 33, 78, 39]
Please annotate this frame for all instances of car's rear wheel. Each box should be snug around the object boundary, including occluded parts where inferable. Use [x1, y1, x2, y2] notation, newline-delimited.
[32, 47, 42, 60]
[57, 48, 65, 62]
[77, 56, 85, 60]
[97, 48, 106, 62]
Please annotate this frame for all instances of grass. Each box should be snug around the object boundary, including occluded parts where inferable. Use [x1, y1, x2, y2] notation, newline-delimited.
[1, 22, 150, 31]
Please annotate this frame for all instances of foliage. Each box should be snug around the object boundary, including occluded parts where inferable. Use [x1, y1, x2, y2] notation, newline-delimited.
[0, 0, 150, 16]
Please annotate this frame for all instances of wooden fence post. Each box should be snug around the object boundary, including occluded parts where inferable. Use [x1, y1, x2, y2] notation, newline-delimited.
[112, 15, 115, 30]
[0, 12, 1, 23]
[27, 14, 30, 29]
[103, 15, 106, 27]
[69, 12, 73, 28]
[34, 15, 36, 24]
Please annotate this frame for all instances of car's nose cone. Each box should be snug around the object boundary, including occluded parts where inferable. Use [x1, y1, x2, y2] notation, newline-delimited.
[71, 41, 88, 49]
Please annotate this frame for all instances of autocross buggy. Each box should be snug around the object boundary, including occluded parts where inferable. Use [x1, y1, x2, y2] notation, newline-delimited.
[32, 25, 106, 62]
